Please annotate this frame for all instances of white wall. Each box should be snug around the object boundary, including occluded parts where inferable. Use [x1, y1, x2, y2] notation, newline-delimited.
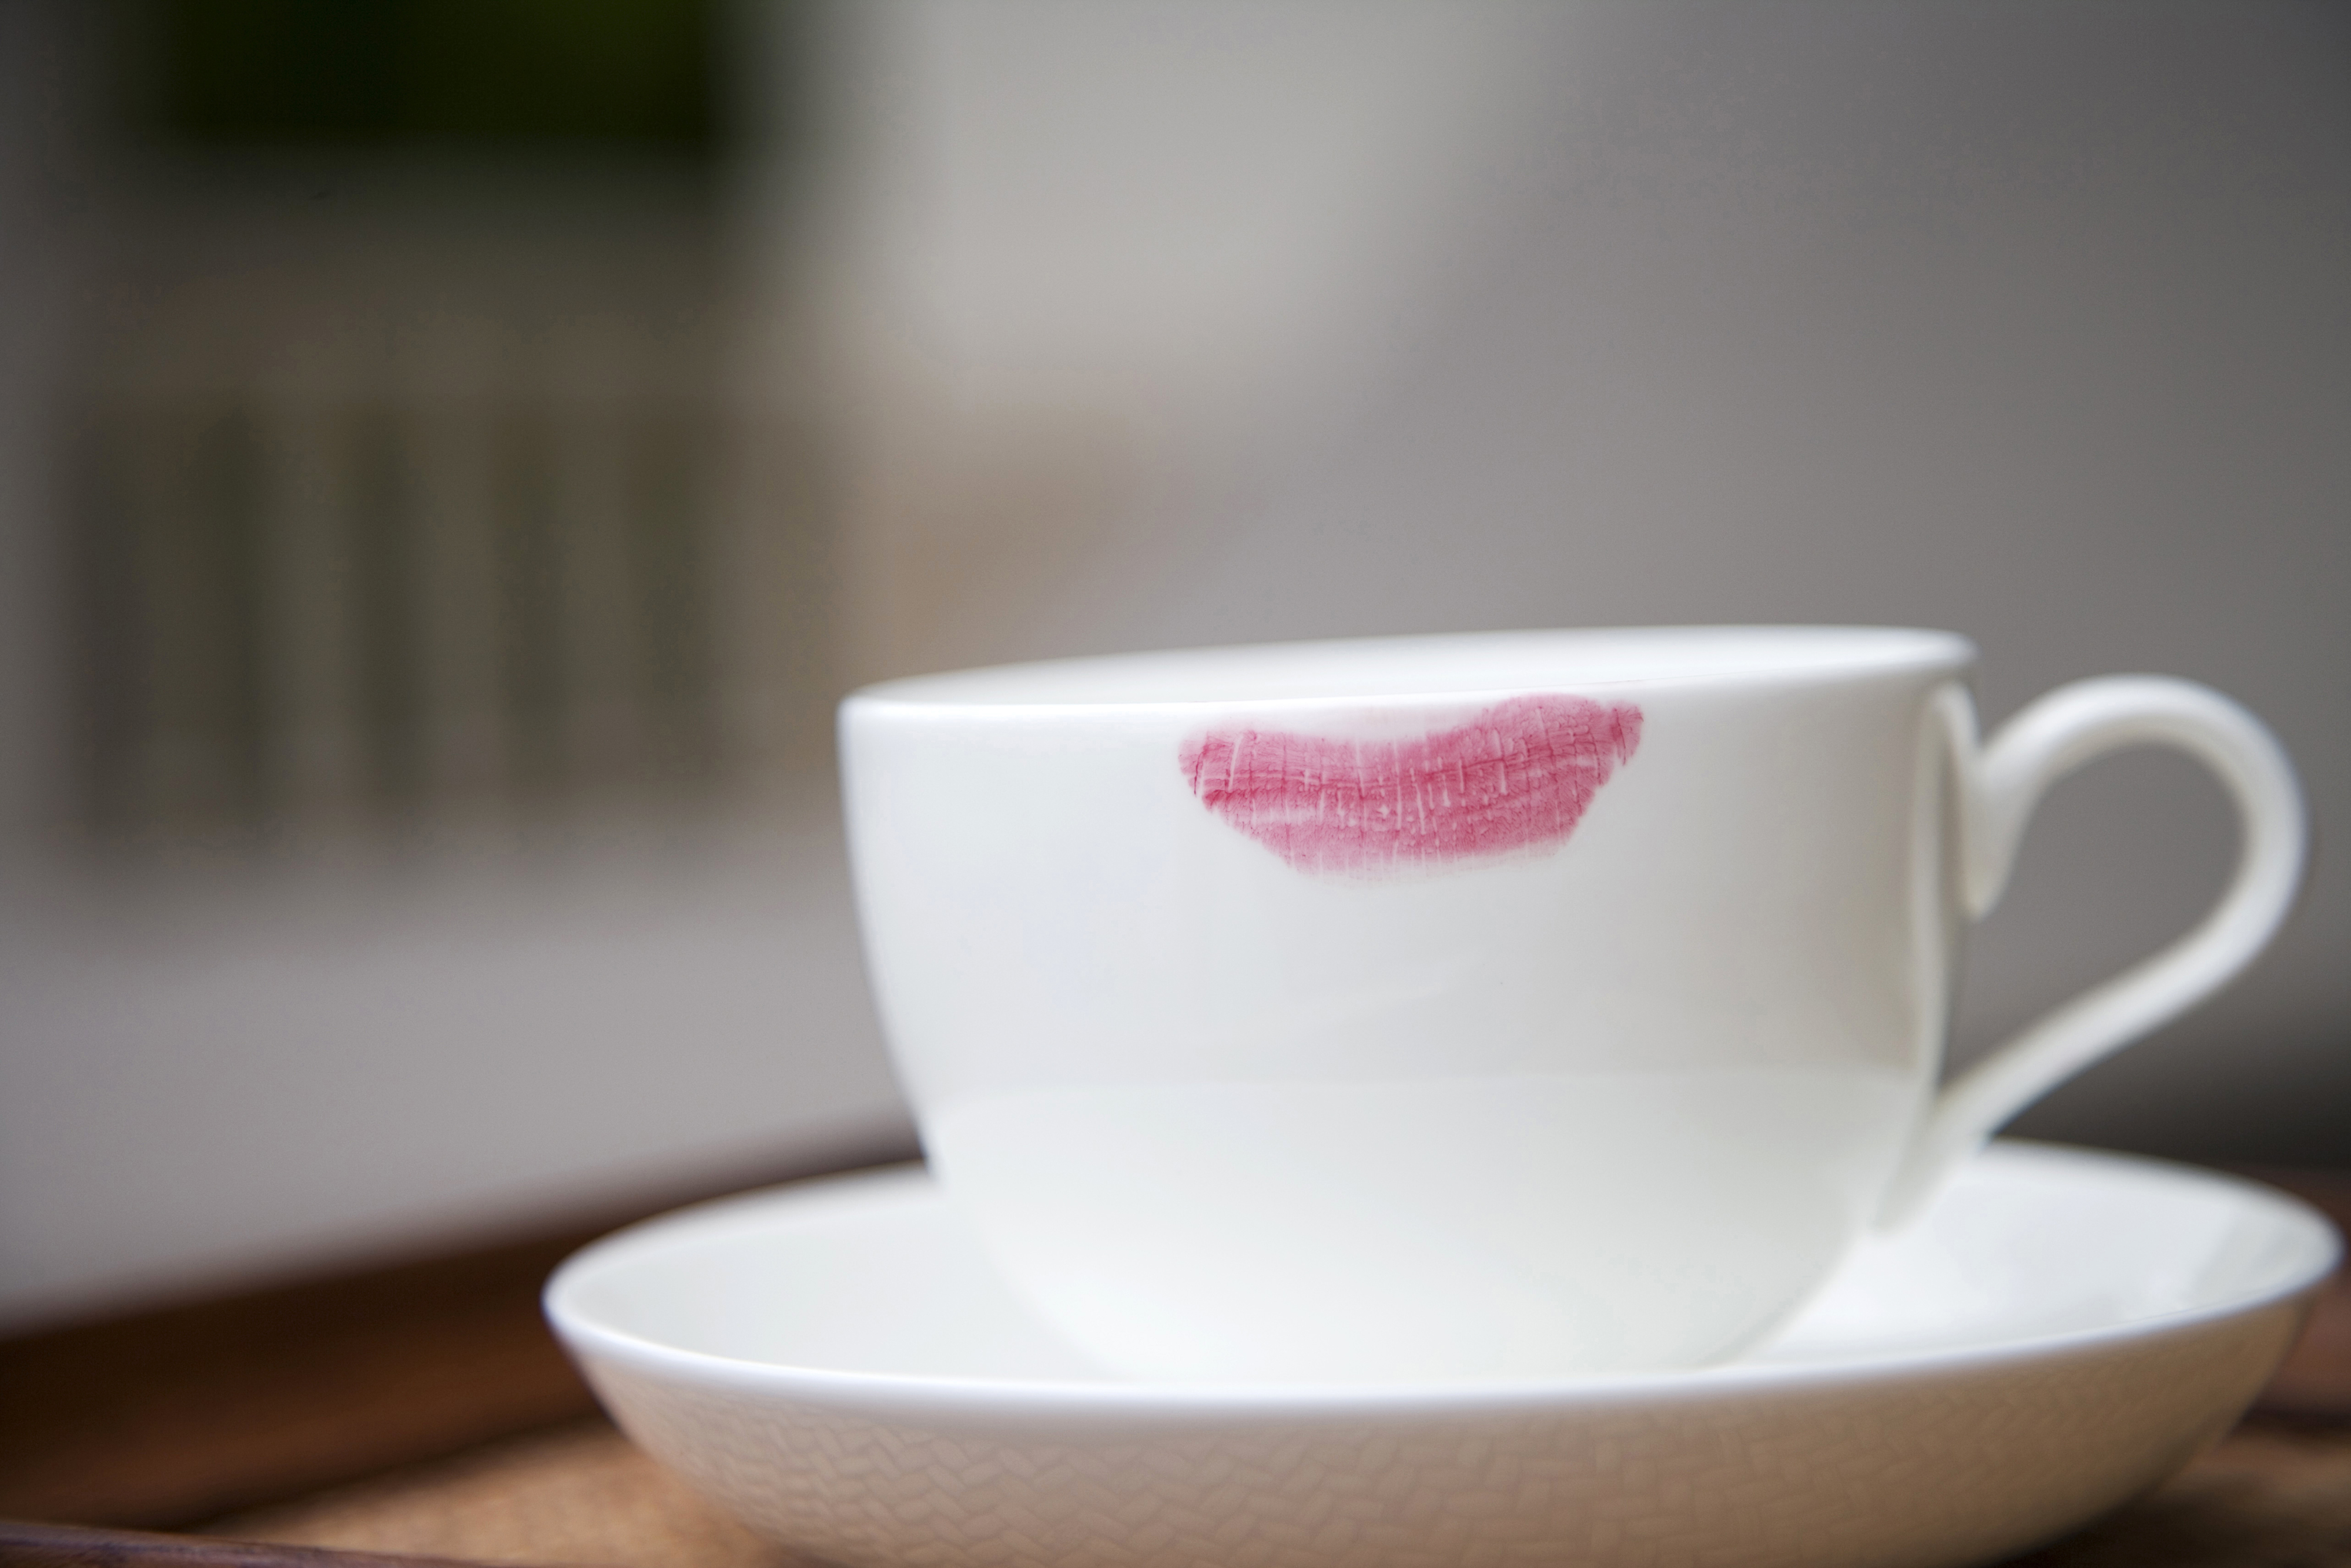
[0, 3, 909, 1332]
[0, 808, 910, 1331]
[4, 0, 2345, 1331]
[816, 0, 2350, 1160]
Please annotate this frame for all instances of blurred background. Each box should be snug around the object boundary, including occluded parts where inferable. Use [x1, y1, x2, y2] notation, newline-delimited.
[1, 0, 2346, 1337]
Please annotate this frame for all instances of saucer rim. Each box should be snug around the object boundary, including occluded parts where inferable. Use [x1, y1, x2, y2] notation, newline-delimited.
[545, 1139, 2338, 1419]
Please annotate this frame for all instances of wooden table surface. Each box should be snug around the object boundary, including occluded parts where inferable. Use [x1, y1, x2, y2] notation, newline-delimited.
[176, 1410, 2351, 1568]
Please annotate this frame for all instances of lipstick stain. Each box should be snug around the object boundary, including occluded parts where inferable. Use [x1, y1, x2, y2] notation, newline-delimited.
[1180, 695, 1643, 876]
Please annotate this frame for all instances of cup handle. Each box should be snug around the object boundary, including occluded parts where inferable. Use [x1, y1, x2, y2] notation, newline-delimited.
[1878, 676, 2308, 1226]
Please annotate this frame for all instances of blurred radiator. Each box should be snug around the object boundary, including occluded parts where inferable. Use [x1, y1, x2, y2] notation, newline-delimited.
[68, 196, 825, 845]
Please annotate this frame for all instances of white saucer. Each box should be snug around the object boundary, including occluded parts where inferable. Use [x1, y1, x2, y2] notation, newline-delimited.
[547, 1142, 2336, 1568]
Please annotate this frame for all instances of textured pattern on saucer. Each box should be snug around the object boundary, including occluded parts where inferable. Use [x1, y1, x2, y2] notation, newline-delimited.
[583, 1308, 2296, 1568]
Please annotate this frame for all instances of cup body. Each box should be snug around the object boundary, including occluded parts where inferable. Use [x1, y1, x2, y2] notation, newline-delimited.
[842, 628, 1977, 1381]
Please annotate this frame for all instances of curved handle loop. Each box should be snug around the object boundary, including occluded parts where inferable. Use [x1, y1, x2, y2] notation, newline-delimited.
[1879, 676, 2306, 1226]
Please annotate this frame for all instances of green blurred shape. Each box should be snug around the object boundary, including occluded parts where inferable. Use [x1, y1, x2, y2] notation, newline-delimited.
[146, 0, 721, 151]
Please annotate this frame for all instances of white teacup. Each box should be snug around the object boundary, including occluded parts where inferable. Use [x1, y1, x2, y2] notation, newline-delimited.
[840, 628, 2303, 1383]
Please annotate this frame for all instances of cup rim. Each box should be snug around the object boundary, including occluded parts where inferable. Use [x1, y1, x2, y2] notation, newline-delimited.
[844, 625, 1978, 714]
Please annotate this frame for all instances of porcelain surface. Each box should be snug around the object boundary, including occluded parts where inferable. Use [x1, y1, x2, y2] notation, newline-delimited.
[547, 1141, 2336, 1568]
[838, 629, 2305, 1380]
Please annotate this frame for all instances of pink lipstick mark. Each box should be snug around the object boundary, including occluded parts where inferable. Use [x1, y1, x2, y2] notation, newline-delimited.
[1180, 695, 1643, 876]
